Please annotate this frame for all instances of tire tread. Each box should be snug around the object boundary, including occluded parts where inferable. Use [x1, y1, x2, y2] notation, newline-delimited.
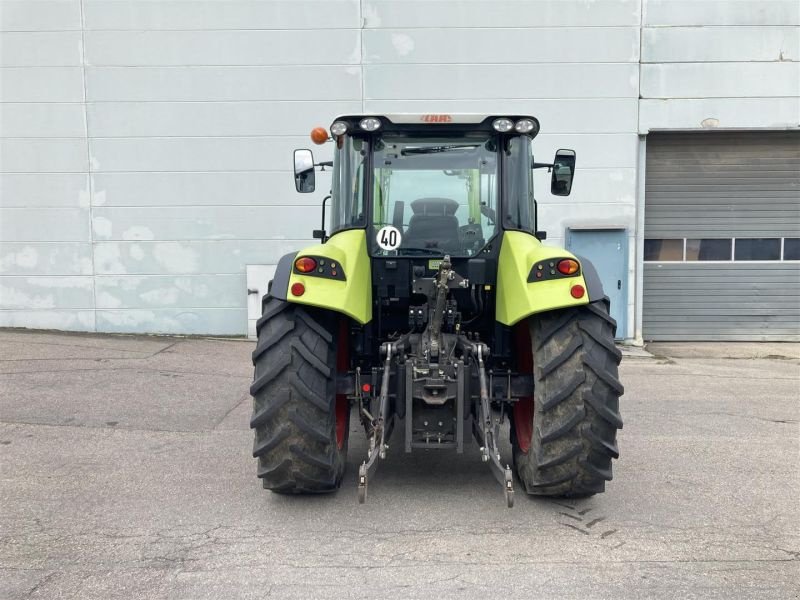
[514, 297, 624, 498]
[249, 295, 347, 494]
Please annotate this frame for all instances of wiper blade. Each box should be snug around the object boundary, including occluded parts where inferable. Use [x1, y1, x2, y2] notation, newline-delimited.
[400, 144, 478, 156]
[396, 247, 445, 255]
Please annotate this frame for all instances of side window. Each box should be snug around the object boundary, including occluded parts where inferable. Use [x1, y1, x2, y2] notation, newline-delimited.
[479, 171, 497, 240]
[734, 238, 780, 261]
[785, 238, 800, 260]
[686, 239, 732, 261]
[644, 239, 684, 261]
[349, 149, 366, 226]
[503, 137, 535, 232]
[330, 137, 367, 233]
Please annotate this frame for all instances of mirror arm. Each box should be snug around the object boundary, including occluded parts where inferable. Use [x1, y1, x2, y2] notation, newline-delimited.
[313, 195, 331, 242]
[316, 160, 333, 171]
[531, 162, 553, 172]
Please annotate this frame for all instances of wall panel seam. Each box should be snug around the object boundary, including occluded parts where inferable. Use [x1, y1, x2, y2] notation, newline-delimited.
[78, 0, 97, 331]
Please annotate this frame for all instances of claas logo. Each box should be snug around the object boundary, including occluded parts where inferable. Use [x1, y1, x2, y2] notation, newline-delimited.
[421, 114, 453, 123]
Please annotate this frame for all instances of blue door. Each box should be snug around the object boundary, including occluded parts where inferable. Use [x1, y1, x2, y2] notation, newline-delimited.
[566, 229, 628, 339]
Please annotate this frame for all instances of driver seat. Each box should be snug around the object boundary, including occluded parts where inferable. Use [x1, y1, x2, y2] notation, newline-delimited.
[403, 197, 460, 250]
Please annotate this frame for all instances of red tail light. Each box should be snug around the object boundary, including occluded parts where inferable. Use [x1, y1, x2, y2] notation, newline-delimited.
[291, 282, 305, 296]
[557, 259, 580, 275]
[570, 284, 585, 299]
[294, 257, 317, 273]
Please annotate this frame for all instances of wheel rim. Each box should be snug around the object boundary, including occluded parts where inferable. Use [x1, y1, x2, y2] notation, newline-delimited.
[512, 322, 534, 453]
[335, 395, 347, 449]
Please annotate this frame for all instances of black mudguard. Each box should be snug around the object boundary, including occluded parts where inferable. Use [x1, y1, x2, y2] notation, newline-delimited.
[573, 254, 606, 302]
[269, 252, 298, 301]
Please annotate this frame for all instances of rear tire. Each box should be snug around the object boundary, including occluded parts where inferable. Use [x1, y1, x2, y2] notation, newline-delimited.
[249, 296, 348, 493]
[512, 298, 623, 497]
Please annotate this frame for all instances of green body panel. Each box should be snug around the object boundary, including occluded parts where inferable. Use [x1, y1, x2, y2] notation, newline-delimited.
[287, 229, 372, 324]
[496, 230, 589, 326]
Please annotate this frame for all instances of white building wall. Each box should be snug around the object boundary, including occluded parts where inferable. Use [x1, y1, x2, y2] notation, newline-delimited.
[1, 0, 361, 334]
[0, 0, 798, 338]
[0, 0, 94, 331]
[640, 0, 800, 133]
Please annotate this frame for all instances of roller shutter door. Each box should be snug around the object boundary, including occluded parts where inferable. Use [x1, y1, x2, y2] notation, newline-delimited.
[643, 131, 800, 341]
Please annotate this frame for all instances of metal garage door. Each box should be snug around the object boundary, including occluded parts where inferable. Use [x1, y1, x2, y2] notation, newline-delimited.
[643, 131, 800, 341]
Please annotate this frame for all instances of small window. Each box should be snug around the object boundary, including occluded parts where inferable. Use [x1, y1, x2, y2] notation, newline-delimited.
[734, 238, 780, 261]
[644, 239, 683, 261]
[686, 238, 731, 261]
[783, 238, 800, 260]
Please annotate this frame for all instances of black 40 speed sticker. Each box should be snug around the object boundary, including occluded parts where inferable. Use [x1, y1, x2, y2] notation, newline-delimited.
[376, 225, 402, 250]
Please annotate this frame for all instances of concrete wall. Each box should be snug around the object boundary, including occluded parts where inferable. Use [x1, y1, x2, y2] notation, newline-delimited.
[1, 0, 798, 337]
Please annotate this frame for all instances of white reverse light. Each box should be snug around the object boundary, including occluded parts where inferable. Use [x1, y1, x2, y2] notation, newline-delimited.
[359, 117, 382, 131]
[514, 119, 537, 134]
[330, 121, 349, 136]
[492, 118, 514, 132]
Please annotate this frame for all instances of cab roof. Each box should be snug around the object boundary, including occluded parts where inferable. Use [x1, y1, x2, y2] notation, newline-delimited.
[333, 113, 536, 124]
[330, 114, 541, 136]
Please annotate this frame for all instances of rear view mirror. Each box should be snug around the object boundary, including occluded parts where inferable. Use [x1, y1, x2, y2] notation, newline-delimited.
[294, 149, 315, 193]
[551, 149, 576, 196]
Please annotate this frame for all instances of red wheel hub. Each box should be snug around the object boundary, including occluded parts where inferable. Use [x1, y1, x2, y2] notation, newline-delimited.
[335, 319, 349, 449]
[512, 323, 534, 453]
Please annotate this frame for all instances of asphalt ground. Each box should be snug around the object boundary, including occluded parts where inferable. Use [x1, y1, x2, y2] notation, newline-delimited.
[1, 329, 798, 599]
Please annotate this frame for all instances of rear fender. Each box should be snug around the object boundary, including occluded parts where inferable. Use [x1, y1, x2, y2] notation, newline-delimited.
[496, 230, 604, 326]
[272, 229, 372, 325]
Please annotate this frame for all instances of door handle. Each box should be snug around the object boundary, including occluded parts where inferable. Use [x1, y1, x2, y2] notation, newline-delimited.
[617, 280, 621, 290]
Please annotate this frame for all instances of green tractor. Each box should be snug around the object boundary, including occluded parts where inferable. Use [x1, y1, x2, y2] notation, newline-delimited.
[250, 114, 623, 507]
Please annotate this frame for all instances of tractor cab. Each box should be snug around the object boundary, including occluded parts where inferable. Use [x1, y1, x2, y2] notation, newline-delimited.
[294, 115, 575, 257]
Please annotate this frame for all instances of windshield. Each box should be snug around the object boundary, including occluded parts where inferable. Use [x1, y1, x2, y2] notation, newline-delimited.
[371, 134, 498, 257]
